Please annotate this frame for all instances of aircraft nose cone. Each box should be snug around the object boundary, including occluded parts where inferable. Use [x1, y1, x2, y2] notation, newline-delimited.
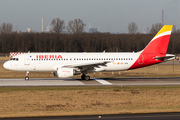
[3, 62, 9, 69]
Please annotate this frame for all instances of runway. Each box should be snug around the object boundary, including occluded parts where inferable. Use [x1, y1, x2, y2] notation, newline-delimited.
[1, 113, 180, 120]
[0, 77, 180, 87]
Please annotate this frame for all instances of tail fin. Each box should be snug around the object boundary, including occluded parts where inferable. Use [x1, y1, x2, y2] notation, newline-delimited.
[141, 25, 173, 54]
[129, 25, 173, 70]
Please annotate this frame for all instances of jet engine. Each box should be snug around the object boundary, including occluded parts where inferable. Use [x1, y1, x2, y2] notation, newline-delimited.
[54, 68, 74, 78]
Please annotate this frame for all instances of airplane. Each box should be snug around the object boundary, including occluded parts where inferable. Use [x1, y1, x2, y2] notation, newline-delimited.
[3, 25, 175, 81]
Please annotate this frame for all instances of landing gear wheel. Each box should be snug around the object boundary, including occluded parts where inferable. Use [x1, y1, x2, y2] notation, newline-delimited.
[81, 74, 90, 80]
[85, 75, 90, 81]
[81, 74, 86, 80]
[25, 76, 29, 81]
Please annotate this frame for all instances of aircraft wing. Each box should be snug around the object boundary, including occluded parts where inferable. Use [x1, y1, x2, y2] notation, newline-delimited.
[63, 61, 110, 68]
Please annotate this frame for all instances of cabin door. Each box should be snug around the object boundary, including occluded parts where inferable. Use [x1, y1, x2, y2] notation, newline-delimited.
[24, 55, 30, 65]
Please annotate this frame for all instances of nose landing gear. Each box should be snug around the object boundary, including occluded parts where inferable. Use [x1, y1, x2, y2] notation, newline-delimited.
[25, 71, 29, 81]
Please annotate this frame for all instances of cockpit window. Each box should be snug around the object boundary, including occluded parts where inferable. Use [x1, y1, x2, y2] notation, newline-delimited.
[10, 58, 19, 61]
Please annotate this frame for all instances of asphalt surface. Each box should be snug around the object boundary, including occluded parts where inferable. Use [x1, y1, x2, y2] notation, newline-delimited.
[1, 113, 180, 120]
[0, 77, 180, 87]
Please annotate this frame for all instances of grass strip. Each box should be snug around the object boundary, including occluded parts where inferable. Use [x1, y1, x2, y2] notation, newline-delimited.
[0, 86, 180, 118]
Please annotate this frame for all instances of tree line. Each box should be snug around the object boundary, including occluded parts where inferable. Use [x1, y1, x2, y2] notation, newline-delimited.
[0, 19, 180, 54]
[0, 32, 180, 54]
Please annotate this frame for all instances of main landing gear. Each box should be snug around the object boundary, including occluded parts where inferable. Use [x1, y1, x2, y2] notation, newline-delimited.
[25, 71, 29, 81]
[81, 74, 90, 81]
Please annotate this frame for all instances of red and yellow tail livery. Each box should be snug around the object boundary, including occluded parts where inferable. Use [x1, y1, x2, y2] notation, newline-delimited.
[129, 25, 173, 69]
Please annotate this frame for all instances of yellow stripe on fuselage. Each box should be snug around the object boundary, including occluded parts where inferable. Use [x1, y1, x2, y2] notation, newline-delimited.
[154, 25, 173, 37]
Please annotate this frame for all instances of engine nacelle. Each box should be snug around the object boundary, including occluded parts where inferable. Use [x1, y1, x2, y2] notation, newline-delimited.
[55, 68, 74, 78]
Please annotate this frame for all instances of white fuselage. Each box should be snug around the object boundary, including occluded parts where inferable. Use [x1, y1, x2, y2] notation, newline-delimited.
[4, 52, 140, 72]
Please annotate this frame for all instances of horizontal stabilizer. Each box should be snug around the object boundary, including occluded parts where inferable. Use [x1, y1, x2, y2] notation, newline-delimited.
[154, 54, 175, 61]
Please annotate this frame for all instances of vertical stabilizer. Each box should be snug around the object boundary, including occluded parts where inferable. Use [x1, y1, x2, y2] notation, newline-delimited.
[141, 25, 173, 54]
[129, 25, 173, 70]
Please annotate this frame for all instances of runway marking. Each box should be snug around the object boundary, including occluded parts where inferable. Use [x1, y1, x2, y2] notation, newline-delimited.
[94, 78, 112, 85]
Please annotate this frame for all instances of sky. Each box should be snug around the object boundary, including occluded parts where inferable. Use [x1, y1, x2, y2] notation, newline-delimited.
[0, 0, 180, 33]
